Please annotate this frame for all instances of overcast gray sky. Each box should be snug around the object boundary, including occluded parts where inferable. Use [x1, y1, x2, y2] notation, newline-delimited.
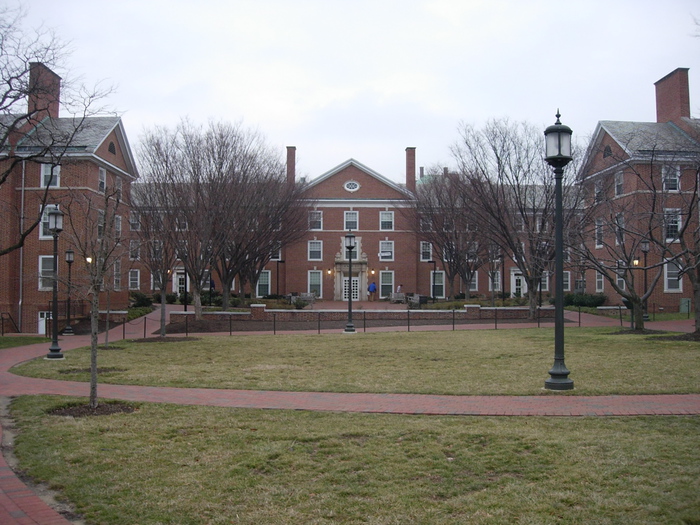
[22, 0, 700, 182]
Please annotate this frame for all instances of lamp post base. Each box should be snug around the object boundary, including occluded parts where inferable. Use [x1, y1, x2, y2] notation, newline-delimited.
[62, 325, 74, 335]
[46, 347, 64, 360]
[344, 324, 356, 333]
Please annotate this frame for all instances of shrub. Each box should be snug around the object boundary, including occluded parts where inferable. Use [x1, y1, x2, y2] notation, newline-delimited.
[130, 291, 153, 308]
[179, 291, 191, 305]
[564, 293, 607, 308]
[127, 306, 153, 321]
[165, 293, 178, 304]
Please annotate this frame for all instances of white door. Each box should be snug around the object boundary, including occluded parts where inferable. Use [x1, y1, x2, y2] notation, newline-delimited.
[343, 277, 360, 300]
[511, 273, 528, 297]
[38, 311, 49, 335]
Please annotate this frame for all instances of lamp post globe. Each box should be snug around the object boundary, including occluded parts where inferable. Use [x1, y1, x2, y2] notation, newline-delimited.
[47, 208, 64, 359]
[544, 111, 573, 390]
[63, 249, 75, 335]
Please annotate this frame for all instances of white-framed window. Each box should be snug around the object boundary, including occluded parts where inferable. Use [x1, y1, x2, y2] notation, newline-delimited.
[594, 179, 603, 204]
[39, 205, 60, 239]
[98, 167, 106, 192]
[113, 259, 121, 291]
[380, 211, 394, 231]
[256, 270, 270, 297]
[466, 242, 479, 261]
[469, 271, 478, 292]
[270, 243, 282, 261]
[664, 259, 683, 292]
[563, 271, 571, 292]
[309, 210, 323, 230]
[616, 261, 626, 291]
[540, 272, 549, 293]
[345, 240, 358, 261]
[420, 241, 432, 262]
[129, 269, 140, 290]
[308, 270, 322, 297]
[39, 255, 54, 290]
[488, 270, 501, 292]
[115, 177, 123, 200]
[614, 213, 624, 245]
[379, 271, 394, 298]
[97, 209, 105, 238]
[596, 270, 604, 293]
[114, 215, 122, 240]
[41, 164, 60, 188]
[379, 240, 394, 261]
[130, 211, 140, 231]
[595, 218, 604, 248]
[344, 211, 358, 230]
[308, 240, 322, 261]
[664, 209, 681, 241]
[175, 216, 188, 231]
[431, 271, 445, 299]
[150, 239, 163, 261]
[420, 216, 432, 232]
[662, 165, 680, 192]
[129, 240, 140, 260]
[615, 171, 624, 196]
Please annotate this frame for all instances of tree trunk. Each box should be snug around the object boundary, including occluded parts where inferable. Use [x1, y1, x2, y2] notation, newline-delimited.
[193, 289, 203, 320]
[633, 298, 645, 331]
[89, 292, 99, 409]
[160, 288, 167, 337]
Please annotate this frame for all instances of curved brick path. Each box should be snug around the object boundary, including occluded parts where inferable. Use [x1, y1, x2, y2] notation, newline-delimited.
[1, 305, 699, 524]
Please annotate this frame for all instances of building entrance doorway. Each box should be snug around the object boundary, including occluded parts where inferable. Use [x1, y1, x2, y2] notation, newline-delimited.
[38, 311, 49, 335]
[343, 277, 360, 301]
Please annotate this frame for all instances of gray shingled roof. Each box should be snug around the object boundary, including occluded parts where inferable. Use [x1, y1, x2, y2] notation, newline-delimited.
[600, 120, 700, 158]
[15, 116, 121, 152]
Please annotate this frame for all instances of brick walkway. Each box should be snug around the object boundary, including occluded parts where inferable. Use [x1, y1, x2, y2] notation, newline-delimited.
[1, 305, 699, 524]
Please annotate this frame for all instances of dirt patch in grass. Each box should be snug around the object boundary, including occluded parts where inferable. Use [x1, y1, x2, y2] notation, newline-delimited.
[650, 332, 700, 342]
[58, 367, 127, 375]
[48, 403, 136, 418]
[132, 336, 201, 343]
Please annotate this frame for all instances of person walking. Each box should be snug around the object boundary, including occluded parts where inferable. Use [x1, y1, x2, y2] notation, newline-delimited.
[368, 281, 377, 301]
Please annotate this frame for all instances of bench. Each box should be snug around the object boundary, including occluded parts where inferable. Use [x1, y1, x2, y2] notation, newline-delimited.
[390, 292, 406, 303]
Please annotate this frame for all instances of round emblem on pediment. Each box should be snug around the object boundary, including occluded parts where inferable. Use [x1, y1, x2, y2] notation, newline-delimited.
[344, 180, 360, 192]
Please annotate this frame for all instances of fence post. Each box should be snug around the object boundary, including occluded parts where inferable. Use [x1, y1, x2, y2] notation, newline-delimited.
[273, 313, 276, 335]
[494, 307, 498, 330]
[143, 316, 147, 338]
[123, 319, 126, 340]
[229, 315, 232, 336]
[318, 312, 321, 334]
[185, 315, 189, 337]
[578, 306, 581, 327]
[407, 309, 410, 332]
[452, 309, 455, 331]
[363, 311, 366, 333]
[618, 306, 623, 326]
[537, 308, 541, 328]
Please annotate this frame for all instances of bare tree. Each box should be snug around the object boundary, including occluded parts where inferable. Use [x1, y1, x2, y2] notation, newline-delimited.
[408, 166, 487, 299]
[137, 120, 308, 317]
[0, 5, 112, 256]
[577, 124, 700, 331]
[62, 182, 127, 408]
[451, 118, 584, 318]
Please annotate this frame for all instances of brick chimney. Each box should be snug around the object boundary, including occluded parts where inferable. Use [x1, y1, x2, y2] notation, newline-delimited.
[405, 147, 416, 194]
[286, 146, 296, 185]
[655, 68, 690, 123]
[28, 63, 61, 120]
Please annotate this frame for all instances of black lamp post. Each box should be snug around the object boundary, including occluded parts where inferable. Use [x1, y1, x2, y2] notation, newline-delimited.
[63, 249, 74, 335]
[641, 239, 650, 320]
[428, 260, 437, 303]
[276, 259, 285, 296]
[47, 208, 64, 359]
[344, 232, 356, 333]
[544, 111, 573, 390]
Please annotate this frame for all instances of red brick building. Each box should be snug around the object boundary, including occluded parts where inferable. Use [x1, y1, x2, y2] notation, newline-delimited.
[577, 67, 700, 313]
[0, 63, 139, 333]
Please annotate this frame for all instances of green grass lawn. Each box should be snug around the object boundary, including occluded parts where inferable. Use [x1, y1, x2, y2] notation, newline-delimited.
[0, 336, 46, 349]
[6, 328, 700, 523]
[11, 327, 700, 395]
[11, 396, 700, 525]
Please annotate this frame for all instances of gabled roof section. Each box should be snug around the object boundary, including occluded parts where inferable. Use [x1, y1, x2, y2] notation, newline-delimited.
[579, 119, 700, 178]
[15, 116, 139, 178]
[305, 158, 411, 197]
